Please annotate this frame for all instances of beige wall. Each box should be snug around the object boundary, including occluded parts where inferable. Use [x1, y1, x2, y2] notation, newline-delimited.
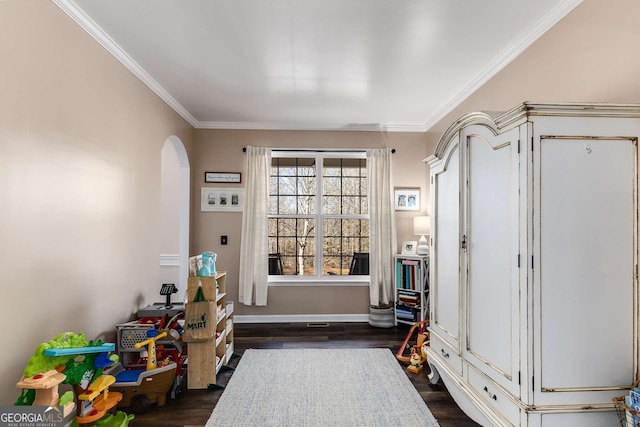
[427, 0, 640, 141]
[0, 1, 193, 404]
[191, 129, 432, 318]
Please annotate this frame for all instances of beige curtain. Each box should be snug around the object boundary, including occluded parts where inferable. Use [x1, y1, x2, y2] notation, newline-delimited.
[367, 148, 396, 306]
[239, 146, 271, 306]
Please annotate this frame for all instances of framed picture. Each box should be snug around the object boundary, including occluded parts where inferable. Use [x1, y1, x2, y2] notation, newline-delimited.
[204, 172, 241, 183]
[201, 187, 245, 212]
[401, 241, 418, 255]
[394, 188, 420, 211]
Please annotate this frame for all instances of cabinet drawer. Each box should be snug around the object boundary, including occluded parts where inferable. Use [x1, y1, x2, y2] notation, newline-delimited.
[430, 333, 462, 375]
[468, 364, 519, 426]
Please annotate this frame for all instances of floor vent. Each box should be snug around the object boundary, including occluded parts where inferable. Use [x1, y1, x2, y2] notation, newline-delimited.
[306, 322, 329, 328]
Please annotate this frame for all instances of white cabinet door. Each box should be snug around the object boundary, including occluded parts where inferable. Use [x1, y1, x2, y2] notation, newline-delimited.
[431, 134, 462, 351]
[463, 125, 521, 396]
[534, 135, 637, 405]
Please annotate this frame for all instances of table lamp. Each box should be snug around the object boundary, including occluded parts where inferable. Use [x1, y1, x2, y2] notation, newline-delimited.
[413, 215, 430, 255]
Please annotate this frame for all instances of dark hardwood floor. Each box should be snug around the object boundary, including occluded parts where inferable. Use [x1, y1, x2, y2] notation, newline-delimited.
[127, 322, 480, 427]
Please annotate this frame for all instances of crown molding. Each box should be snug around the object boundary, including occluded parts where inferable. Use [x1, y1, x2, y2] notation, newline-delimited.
[423, 0, 583, 132]
[53, 0, 199, 127]
[196, 121, 427, 133]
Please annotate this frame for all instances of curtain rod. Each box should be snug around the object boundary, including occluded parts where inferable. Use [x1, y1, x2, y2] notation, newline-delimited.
[242, 147, 395, 153]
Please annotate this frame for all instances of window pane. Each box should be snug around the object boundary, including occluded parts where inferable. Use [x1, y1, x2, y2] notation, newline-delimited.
[322, 218, 369, 276]
[323, 255, 342, 275]
[268, 217, 316, 275]
[322, 195, 341, 215]
[323, 237, 341, 255]
[323, 177, 341, 195]
[341, 195, 364, 215]
[297, 194, 316, 215]
[322, 158, 366, 215]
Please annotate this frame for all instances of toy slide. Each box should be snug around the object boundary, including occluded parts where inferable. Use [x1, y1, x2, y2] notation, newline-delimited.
[76, 375, 122, 424]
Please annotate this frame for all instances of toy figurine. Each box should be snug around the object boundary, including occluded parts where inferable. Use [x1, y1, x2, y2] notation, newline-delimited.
[407, 347, 423, 374]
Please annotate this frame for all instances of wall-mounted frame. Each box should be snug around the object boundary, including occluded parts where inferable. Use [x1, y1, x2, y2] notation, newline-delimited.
[394, 188, 420, 211]
[401, 241, 418, 255]
[201, 187, 245, 212]
[204, 172, 241, 183]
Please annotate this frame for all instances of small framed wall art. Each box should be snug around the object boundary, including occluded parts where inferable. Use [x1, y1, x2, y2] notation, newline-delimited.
[204, 172, 241, 183]
[401, 241, 418, 255]
[201, 187, 245, 212]
[394, 188, 420, 211]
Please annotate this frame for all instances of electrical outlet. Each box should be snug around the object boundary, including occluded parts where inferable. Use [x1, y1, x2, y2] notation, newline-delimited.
[221, 235, 228, 245]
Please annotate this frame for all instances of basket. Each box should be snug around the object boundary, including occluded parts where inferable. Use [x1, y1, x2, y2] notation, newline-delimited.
[613, 395, 640, 426]
[117, 321, 156, 352]
[614, 379, 640, 427]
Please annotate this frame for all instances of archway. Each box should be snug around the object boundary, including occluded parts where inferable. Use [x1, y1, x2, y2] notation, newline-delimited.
[160, 136, 190, 300]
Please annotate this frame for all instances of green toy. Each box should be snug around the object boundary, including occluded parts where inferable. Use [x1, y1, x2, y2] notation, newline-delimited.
[23, 332, 90, 377]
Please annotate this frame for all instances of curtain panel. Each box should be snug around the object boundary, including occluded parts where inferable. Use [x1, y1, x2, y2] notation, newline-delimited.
[367, 148, 396, 306]
[239, 146, 271, 306]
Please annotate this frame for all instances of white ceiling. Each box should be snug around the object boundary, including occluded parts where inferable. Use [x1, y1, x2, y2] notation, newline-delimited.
[55, 0, 582, 131]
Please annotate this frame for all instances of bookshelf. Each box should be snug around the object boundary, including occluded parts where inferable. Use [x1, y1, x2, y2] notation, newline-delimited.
[186, 271, 234, 389]
[394, 254, 429, 325]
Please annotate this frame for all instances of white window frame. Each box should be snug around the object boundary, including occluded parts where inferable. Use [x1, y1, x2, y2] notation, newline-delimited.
[268, 150, 369, 287]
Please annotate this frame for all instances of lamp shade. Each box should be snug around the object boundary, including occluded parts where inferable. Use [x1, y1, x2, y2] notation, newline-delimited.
[413, 216, 430, 236]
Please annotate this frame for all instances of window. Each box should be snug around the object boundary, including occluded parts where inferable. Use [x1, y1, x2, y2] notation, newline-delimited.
[268, 152, 369, 278]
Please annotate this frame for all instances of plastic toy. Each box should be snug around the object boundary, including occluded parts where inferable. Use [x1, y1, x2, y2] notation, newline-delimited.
[407, 347, 423, 374]
[15, 332, 132, 426]
[396, 319, 430, 365]
[134, 330, 168, 370]
[116, 312, 187, 401]
[111, 327, 178, 414]
[110, 362, 177, 414]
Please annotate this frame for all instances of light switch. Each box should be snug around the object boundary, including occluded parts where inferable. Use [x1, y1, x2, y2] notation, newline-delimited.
[221, 235, 228, 245]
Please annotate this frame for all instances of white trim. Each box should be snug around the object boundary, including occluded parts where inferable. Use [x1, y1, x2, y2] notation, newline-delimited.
[234, 314, 370, 324]
[52, 0, 198, 127]
[423, 0, 583, 132]
[267, 279, 369, 287]
[159, 254, 180, 267]
[196, 121, 426, 133]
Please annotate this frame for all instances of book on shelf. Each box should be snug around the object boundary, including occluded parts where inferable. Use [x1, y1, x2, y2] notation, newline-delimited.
[396, 257, 423, 291]
[395, 303, 419, 321]
[397, 290, 420, 306]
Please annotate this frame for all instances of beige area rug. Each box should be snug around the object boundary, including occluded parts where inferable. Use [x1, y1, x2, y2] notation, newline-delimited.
[205, 348, 440, 427]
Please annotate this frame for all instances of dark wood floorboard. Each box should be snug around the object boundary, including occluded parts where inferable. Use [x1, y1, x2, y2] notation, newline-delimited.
[126, 322, 480, 427]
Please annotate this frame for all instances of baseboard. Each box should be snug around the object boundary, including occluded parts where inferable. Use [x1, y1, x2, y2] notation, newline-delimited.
[234, 314, 369, 324]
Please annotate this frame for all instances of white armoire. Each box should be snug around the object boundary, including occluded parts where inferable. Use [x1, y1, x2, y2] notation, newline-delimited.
[425, 102, 639, 427]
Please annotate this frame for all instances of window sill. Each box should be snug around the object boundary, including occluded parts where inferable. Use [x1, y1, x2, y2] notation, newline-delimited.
[267, 276, 370, 287]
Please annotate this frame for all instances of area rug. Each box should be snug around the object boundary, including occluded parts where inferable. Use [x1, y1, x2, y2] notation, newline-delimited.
[205, 348, 440, 427]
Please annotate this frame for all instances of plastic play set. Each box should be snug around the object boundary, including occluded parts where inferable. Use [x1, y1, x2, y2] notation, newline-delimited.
[13, 284, 189, 426]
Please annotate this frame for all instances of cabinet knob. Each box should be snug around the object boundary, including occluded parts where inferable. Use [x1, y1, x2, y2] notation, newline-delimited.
[441, 348, 449, 358]
[461, 235, 467, 250]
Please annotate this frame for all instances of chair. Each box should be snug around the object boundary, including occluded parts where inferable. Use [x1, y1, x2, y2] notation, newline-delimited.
[349, 252, 369, 275]
[268, 253, 283, 275]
